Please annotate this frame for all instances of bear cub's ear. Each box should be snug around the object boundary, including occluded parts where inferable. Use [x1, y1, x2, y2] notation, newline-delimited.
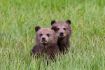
[51, 20, 56, 25]
[66, 20, 71, 25]
[35, 26, 41, 32]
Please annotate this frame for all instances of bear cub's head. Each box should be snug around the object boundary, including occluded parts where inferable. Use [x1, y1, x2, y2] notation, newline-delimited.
[35, 26, 57, 47]
[51, 20, 71, 39]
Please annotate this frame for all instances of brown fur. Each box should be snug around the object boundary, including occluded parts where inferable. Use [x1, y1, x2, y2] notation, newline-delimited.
[31, 27, 59, 59]
[51, 20, 72, 53]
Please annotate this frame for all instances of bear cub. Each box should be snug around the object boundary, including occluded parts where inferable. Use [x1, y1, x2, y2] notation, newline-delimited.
[31, 26, 59, 59]
[51, 20, 72, 53]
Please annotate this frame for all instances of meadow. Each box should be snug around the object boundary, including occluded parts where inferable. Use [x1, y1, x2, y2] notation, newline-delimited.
[0, 0, 105, 70]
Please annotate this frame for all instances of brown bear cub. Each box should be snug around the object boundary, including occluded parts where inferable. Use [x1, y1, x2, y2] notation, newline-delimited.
[51, 20, 72, 54]
[31, 26, 59, 59]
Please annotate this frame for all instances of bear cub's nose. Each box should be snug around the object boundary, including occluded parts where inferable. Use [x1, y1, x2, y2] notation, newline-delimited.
[60, 32, 64, 36]
[42, 37, 46, 41]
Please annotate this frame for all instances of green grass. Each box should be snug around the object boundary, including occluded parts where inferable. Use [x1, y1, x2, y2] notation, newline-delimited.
[0, 0, 105, 70]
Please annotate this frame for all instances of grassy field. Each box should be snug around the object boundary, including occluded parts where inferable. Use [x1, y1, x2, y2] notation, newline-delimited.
[0, 0, 105, 70]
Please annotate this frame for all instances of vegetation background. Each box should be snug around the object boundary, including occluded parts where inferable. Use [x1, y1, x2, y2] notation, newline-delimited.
[0, 0, 105, 70]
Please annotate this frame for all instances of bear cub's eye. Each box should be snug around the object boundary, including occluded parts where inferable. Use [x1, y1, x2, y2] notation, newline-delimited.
[63, 28, 66, 30]
[39, 34, 43, 37]
[47, 34, 50, 37]
[55, 27, 59, 31]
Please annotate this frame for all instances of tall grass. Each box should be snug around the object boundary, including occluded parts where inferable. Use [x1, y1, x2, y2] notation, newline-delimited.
[0, 0, 105, 70]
